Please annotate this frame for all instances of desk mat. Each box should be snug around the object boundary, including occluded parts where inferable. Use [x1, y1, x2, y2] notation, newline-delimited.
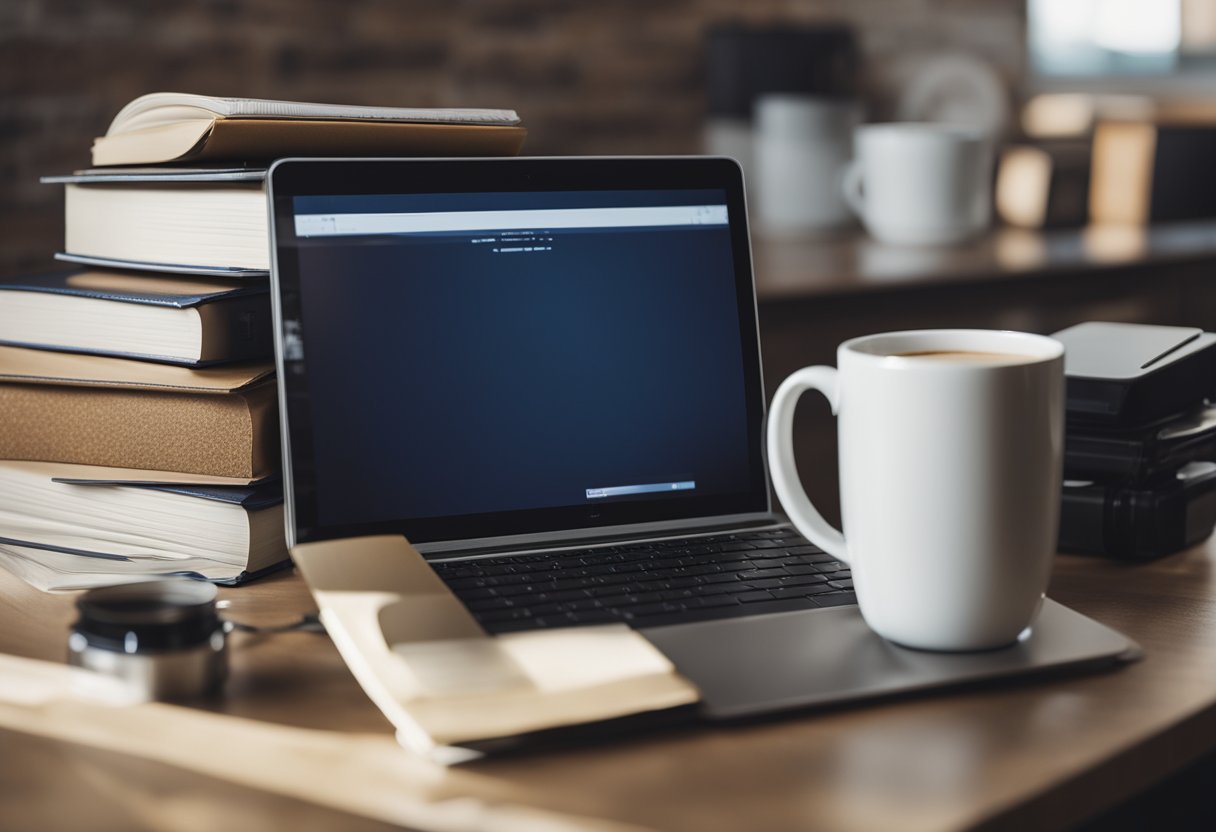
[643, 598, 1140, 719]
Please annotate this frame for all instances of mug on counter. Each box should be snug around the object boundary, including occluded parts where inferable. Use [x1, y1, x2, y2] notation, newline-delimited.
[842, 123, 993, 245]
[766, 329, 1065, 651]
[754, 94, 858, 235]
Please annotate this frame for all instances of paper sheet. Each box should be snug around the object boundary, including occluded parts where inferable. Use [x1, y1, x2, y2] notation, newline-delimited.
[291, 535, 701, 757]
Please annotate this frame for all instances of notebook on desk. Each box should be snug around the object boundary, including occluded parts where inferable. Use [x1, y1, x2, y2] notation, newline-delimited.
[268, 157, 1138, 761]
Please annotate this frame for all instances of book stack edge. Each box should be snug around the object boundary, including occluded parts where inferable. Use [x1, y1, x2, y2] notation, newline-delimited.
[0, 92, 526, 591]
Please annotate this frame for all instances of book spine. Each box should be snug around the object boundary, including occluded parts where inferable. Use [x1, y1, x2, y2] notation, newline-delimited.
[197, 293, 274, 363]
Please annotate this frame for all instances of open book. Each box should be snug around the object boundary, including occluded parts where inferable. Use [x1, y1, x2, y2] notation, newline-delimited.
[92, 92, 527, 166]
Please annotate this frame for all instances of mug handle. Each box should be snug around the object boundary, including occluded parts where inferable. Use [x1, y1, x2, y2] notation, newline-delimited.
[766, 366, 849, 563]
[841, 160, 865, 220]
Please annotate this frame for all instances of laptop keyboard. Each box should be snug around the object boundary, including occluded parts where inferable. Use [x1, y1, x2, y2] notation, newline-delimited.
[432, 527, 856, 634]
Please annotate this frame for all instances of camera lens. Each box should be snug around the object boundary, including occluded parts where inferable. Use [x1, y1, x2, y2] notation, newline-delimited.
[68, 579, 227, 700]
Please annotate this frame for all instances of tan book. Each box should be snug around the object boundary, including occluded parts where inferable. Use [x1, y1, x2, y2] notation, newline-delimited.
[91, 92, 527, 166]
[0, 346, 276, 478]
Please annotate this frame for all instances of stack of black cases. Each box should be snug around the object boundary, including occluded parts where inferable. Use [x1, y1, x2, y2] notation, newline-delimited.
[1054, 322, 1216, 560]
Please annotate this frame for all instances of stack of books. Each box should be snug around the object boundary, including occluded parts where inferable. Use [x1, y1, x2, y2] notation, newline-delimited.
[0, 93, 526, 590]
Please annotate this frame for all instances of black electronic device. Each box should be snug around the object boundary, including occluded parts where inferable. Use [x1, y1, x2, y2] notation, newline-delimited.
[1058, 462, 1216, 560]
[1064, 401, 1216, 480]
[704, 23, 859, 118]
[1053, 322, 1216, 428]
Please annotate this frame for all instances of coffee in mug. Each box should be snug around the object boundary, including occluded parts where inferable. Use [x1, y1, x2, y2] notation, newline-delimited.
[767, 329, 1064, 651]
[890, 350, 1038, 364]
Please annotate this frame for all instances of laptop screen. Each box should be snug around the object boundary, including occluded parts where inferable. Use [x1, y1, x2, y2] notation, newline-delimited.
[271, 159, 768, 546]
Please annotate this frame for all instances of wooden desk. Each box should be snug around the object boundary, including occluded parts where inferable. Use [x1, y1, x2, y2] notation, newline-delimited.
[6, 223, 1216, 829]
[2, 541, 1216, 832]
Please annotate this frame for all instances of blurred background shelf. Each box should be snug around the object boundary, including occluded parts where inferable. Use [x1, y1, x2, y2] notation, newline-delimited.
[755, 220, 1216, 299]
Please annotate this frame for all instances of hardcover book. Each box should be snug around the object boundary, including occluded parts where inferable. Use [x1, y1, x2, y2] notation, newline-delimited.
[0, 461, 287, 589]
[42, 168, 269, 272]
[0, 346, 277, 478]
[0, 270, 271, 365]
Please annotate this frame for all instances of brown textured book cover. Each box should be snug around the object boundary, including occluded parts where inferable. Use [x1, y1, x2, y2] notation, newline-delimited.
[0, 380, 277, 478]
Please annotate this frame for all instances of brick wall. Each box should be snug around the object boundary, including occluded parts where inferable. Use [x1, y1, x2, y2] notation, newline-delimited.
[1, 0, 1024, 277]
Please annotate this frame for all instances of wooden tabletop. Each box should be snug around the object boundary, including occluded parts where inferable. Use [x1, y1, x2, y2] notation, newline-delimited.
[2, 541, 1215, 832]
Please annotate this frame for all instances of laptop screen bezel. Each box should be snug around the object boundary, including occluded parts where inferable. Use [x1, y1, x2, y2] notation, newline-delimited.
[269, 157, 770, 548]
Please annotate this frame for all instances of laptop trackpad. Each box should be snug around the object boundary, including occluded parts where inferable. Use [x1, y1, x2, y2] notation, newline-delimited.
[638, 599, 1137, 719]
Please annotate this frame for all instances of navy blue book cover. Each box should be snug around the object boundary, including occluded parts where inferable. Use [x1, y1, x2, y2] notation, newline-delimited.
[48, 477, 284, 510]
[0, 269, 267, 308]
[128, 480, 284, 510]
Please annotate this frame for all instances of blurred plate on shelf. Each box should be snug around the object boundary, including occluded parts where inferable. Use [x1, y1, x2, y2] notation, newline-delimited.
[896, 52, 1011, 138]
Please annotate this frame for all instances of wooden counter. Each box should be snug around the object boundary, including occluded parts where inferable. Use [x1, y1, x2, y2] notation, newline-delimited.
[2, 540, 1216, 831]
[753, 221, 1216, 300]
[5, 223, 1216, 830]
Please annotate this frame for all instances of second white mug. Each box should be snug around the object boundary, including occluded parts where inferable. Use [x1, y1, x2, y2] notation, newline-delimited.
[842, 123, 993, 245]
[755, 94, 858, 235]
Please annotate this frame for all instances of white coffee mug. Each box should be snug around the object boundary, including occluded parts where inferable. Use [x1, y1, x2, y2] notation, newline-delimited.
[767, 329, 1064, 651]
[755, 94, 858, 234]
[842, 123, 993, 245]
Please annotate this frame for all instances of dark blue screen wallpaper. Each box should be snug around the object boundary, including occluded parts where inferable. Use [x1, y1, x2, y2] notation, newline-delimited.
[292, 190, 753, 528]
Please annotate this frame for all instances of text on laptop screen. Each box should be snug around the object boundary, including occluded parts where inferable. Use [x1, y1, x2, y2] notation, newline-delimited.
[287, 188, 758, 539]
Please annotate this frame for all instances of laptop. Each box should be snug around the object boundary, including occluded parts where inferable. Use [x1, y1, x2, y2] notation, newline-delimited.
[268, 157, 1136, 721]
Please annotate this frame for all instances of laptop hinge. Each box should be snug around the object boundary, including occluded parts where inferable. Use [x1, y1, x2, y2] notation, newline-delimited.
[425, 517, 788, 561]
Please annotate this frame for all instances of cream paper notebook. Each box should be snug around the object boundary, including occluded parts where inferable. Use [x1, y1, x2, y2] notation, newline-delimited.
[291, 535, 700, 763]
